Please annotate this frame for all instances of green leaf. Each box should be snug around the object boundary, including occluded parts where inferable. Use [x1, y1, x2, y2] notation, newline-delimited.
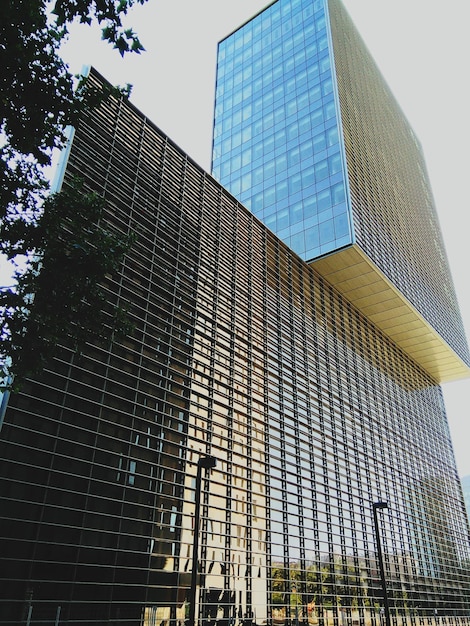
[114, 35, 129, 56]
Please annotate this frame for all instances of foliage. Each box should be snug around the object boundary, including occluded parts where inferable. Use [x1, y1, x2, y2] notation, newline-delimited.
[2, 0, 74, 238]
[0, 178, 134, 390]
[53, 0, 147, 55]
[0, 0, 146, 388]
[1, 0, 145, 244]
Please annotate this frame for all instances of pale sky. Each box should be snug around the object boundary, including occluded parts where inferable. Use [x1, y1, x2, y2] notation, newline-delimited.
[34, 0, 470, 474]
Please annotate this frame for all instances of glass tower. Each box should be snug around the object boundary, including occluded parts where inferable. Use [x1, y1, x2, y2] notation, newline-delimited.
[212, 0, 470, 384]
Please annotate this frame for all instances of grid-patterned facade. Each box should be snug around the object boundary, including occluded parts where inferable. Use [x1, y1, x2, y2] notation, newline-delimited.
[326, 0, 469, 372]
[0, 68, 469, 626]
[211, 0, 470, 382]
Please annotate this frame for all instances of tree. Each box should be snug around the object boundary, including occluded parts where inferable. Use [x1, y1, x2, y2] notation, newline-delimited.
[1, 0, 146, 248]
[0, 0, 147, 388]
[0, 178, 134, 389]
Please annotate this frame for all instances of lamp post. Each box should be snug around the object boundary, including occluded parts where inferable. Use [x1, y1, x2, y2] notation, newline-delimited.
[188, 455, 217, 626]
[372, 502, 391, 626]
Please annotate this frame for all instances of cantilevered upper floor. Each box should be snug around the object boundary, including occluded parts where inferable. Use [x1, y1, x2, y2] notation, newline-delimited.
[322, 0, 470, 382]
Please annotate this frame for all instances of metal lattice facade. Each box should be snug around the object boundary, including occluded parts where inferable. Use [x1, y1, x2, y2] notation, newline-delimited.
[0, 67, 469, 625]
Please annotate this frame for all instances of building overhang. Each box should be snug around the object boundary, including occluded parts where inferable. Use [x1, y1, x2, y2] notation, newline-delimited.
[309, 245, 470, 384]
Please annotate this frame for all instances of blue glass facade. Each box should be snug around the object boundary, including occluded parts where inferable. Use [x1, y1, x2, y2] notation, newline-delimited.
[212, 0, 352, 261]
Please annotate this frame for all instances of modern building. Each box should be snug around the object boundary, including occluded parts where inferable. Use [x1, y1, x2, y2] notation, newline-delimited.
[212, 0, 470, 384]
[0, 2, 469, 626]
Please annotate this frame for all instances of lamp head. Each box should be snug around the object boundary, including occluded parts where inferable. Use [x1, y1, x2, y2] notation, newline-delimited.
[198, 455, 217, 469]
[373, 501, 388, 510]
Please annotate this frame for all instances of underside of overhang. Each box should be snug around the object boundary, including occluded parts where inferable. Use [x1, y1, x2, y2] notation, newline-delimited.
[309, 245, 470, 384]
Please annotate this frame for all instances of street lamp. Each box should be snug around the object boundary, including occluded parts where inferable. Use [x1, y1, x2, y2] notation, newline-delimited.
[372, 502, 391, 626]
[188, 455, 217, 626]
